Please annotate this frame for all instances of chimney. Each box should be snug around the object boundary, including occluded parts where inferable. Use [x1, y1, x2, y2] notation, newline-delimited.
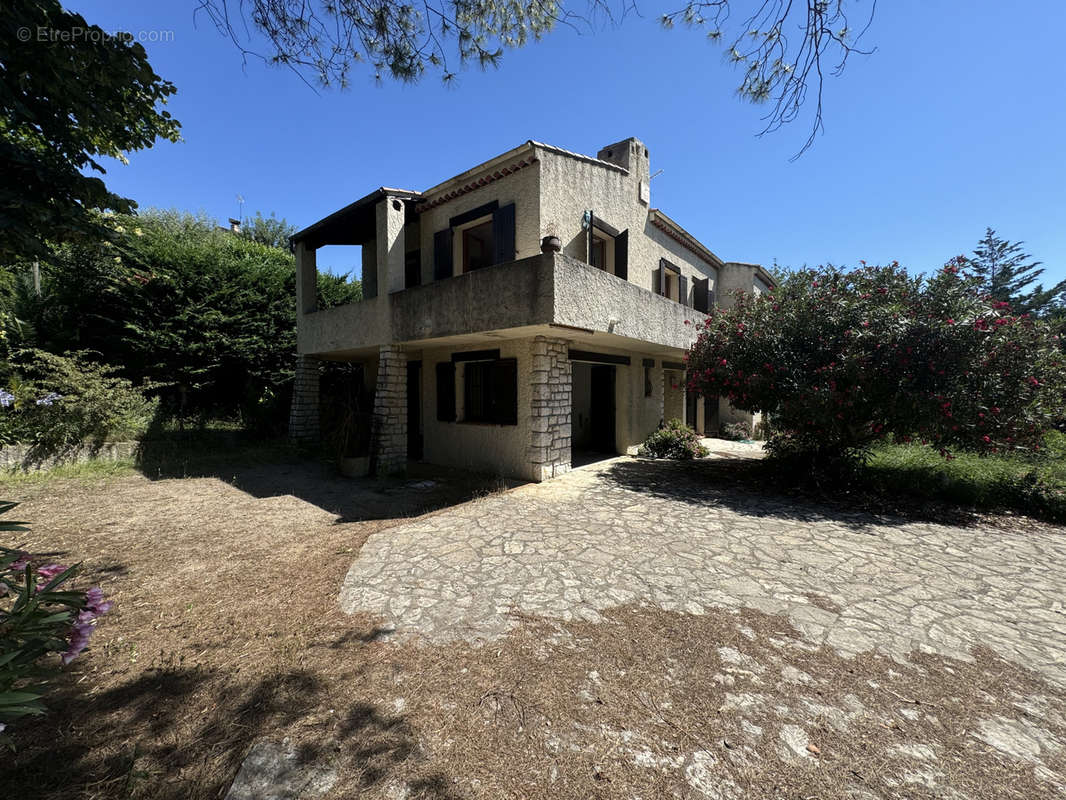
[228, 218, 242, 234]
[597, 137, 651, 205]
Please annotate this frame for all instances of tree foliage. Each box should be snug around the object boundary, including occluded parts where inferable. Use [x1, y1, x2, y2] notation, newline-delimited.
[0, 0, 181, 261]
[10, 210, 361, 427]
[200, 0, 875, 155]
[686, 261, 1066, 474]
[240, 211, 298, 250]
[966, 228, 1064, 318]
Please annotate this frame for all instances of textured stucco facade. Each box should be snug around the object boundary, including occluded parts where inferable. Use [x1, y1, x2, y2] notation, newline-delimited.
[289, 136, 772, 479]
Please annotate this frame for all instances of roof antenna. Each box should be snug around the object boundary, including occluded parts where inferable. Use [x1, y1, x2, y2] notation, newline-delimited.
[235, 194, 245, 221]
[650, 169, 664, 181]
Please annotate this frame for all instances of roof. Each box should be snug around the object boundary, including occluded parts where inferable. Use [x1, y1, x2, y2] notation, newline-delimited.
[648, 209, 725, 269]
[290, 187, 421, 248]
[527, 141, 628, 174]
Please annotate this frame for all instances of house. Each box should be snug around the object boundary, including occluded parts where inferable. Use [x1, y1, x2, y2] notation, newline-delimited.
[288, 137, 773, 481]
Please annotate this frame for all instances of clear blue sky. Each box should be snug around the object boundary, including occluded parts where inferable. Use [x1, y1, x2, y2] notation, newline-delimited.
[71, 1, 1066, 283]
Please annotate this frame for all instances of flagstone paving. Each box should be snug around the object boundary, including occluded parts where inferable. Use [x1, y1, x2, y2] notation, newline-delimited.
[340, 455, 1066, 687]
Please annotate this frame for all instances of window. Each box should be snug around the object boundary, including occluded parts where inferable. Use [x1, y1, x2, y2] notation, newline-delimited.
[664, 269, 679, 301]
[436, 362, 456, 421]
[644, 367, 653, 397]
[462, 359, 517, 425]
[462, 218, 494, 273]
[590, 235, 607, 270]
[656, 258, 687, 305]
[433, 202, 516, 280]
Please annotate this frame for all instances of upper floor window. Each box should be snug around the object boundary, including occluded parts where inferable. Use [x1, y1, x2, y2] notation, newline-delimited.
[432, 200, 516, 281]
[585, 216, 628, 280]
[462, 218, 494, 272]
[656, 258, 686, 304]
[590, 234, 607, 270]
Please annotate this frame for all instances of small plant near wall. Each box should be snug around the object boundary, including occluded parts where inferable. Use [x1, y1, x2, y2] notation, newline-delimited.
[0, 501, 111, 747]
[639, 419, 710, 460]
[719, 421, 753, 441]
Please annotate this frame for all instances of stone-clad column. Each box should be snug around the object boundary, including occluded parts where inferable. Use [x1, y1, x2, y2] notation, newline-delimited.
[288, 355, 320, 443]
[370, 345, 407, 476]
[528, 336, 572, 482]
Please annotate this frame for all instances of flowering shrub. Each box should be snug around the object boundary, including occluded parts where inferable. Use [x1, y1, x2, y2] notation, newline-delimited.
[639, 418, 710, 460]
[0, 501, 111, 741]
[686, 261, 1066, 473]
[0, 349, 156, 459]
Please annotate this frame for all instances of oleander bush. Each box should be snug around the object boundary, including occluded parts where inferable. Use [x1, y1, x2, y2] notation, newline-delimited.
[686, 260, 1066, 477]
[0, 501, 111, 743]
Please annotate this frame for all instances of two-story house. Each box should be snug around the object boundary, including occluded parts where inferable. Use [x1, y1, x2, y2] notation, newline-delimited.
[288, 137, 773, 481]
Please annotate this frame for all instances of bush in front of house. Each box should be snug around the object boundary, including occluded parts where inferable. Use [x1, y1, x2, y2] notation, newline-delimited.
[719, 421, 753, 441]
[685, 260, 1066, 477]
[639, 419, 710, 460]
[0, 501, 111, 743]
[0, 349, 156, 459]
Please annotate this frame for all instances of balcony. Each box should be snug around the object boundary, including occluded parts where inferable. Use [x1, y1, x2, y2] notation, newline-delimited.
[297, 253, 707, 357]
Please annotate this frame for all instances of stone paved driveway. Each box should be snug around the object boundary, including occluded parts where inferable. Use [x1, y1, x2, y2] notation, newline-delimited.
[340, 456, 1066, 687]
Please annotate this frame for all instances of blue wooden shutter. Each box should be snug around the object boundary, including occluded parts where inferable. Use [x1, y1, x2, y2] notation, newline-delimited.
[614, 229, 628, 280]
[492, 203, 516, 265]
[433, 228, 453, 281]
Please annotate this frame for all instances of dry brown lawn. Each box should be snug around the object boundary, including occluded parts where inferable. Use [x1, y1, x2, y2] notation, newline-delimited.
[2, 451, 1064, 799]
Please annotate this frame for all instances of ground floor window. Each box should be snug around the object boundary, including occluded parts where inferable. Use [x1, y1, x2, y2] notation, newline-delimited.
[462, 358, 517, 425]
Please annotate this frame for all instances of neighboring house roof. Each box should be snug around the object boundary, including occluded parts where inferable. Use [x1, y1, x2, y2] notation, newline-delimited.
[648, 209, 724, 270]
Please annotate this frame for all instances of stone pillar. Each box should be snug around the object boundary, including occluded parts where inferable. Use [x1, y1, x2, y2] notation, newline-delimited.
[370, 344, 407, 476]
[528, 336, 572, 482]
[288, 355, 320, 443]
[294, 241, 317, 315]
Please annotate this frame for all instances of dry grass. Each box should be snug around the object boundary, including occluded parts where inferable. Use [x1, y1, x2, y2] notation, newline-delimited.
[2, 456, 1064, 799]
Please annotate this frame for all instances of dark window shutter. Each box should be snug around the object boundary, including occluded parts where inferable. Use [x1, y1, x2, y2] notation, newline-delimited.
[405, 249, 421, 288]
[653, 267, 662, 295]
[614, 229, 628, 280]
[693, 277, 708, 312]
[436, 361, 456, 421]
[492, 203, 516, 265]
[433, 228, 454, 281]
[679, 275, 688, 306]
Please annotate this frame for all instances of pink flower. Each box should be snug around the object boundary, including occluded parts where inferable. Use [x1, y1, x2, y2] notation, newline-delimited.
[36, 564, 68, 582]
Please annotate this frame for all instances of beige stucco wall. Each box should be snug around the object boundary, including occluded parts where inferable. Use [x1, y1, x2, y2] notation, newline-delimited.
[417, 161, 542, 283]
[420, 338, 532, 478]
[535, 141, 720, 305]
[663, 370, 685, 424]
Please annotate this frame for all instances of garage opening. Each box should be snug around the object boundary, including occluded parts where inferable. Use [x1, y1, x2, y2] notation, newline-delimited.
[571, 361, 616, 467]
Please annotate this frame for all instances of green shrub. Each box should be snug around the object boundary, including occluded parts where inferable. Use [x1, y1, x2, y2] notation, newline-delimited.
[0, 349, 156, 459]
[639, 419, 709, 460]
[0, 501, 111, 742]
[719, 421, 753, 441]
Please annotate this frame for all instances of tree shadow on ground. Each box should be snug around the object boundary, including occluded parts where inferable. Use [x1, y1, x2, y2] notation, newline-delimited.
[598, 456, 989, 532]
[1, 643, 457, 800]
[133, 430, 518, 524]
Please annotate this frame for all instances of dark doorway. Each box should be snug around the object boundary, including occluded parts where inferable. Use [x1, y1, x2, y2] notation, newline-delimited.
[572, 361, 617, 466]
[589, 365, 616, 452]
[406, 360, 423, 460]
[686, 389, 698, 434]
